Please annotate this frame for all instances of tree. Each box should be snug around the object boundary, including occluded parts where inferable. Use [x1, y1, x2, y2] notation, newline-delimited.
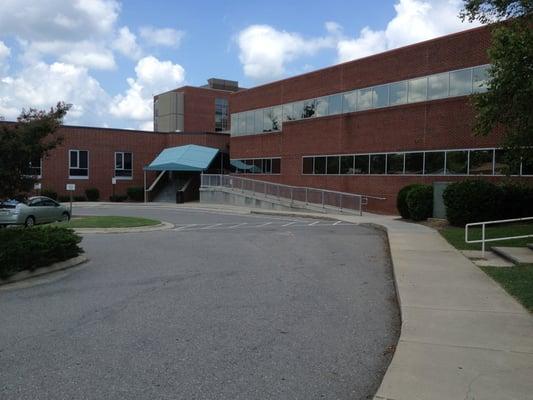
[0, 102, 70, 199]
[461, 1, 533, 171]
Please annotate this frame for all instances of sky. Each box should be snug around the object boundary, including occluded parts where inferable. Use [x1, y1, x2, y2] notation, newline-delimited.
[0, 0, 480, 131]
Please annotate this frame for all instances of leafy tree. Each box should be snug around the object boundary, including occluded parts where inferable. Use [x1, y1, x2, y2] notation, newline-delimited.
[0, 102, 70, 199]
[461, 1, 533, 171]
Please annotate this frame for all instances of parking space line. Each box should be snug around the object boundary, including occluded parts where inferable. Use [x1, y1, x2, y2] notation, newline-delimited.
[281, 221, 297, 227]
[200, 223, 223, 230]
[308, 221, 320, 226]
[256, 222, 272, 227]
[333, 221, 342, 225]
[173, 224, 197, 231]
[228, 223, 247, 229]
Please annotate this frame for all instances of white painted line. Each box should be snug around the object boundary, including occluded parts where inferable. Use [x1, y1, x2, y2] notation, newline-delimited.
[228, 223, 247, 229]
[200, 223, 223, 230]
[256, 222, 272, 227]
[333, 221, 342, 225]
[173, 224, 197, 231]
[308, 221, 320, 226]
[281, 221, 297, 227]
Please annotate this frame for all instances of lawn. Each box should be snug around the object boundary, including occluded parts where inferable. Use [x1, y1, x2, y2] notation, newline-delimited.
[481, 265, 533, 312]
[54, 216, 160, 228]
[440, 223, 533, 251]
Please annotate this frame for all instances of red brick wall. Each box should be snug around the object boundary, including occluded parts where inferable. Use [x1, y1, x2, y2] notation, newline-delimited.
[39, 126, 229, 200]
[182, 87, 232, 132]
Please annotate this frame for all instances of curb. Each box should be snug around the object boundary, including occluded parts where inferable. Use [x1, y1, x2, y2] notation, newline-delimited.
[0, 255, 89, 286]
[250, 209, 343, 221]
[73, 221, 174, 234]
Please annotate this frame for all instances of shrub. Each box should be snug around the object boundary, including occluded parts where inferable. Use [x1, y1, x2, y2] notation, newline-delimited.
[406, 185, 433, 221]
[73, 195, 87, 202]
[109, 194, 127, 202]
[0, 227, 83, 280]
[85, 187, 100, 201]
[397, 184, 425, 219]
[499, 182, 533, 219]
[127, 186, 144, 202]
[443, 180, 503, 226]
[41, 189, 58, 200]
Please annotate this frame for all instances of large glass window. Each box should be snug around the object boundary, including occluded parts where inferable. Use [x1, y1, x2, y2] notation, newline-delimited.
[28, 157, 42, 177]
[387, 153, 404, 174]
[424, 151, 445, 175]
[314, 157, 326, 174]
[230, 114, 237, 136]
[494, 150, 513, 175]
[449, 69, 472, 97]
[389, 81, 408, 106]
[473, 65, 490, 93]
[408, 77, 427, 103]
[215, 98, 229, 132]
[115, 152, 132, 177]
[357, 88, 373, 110]
[303, 99, 317, 118]
[326, 156, 340, 174]
[373, 85, 389, 108]
[253, 159, 263, 173]
[254, 109, 263, 133]
[340, 155, 354, 174]
[404, 152, 424, 174]
[428, 73, 449, 100]
[469, 149, 493, 175]
[328, 94, 343, 115]
[272, 106, 282, 131]
[238, 113, 246, 135]
[303, 157, 314, 174]
[342, 91, 357, 113]
[293, 101, 304, 120]
[315, 97, 328, 117]
[522, 159, 533, 176]
[354, 155, 369, 174]
[245, 111, 254, 134]
[370, 154, 386, 174]
[446, 150, 468, 175]
[272, 158, 281, 174]
[283, 103, 295, 121]
[263, 108, 274, 132]
[69, 150, 88, 177]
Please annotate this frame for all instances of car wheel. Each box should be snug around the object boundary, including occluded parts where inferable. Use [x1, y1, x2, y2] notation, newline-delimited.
[61, 212, 70, 222]
[25, 216, 35, 228]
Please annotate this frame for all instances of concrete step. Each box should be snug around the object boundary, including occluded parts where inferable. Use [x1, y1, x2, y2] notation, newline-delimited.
[491, 246, 533, 265]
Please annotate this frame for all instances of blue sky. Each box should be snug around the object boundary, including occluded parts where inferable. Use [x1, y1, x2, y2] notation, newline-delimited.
[0, 0, 478, 130]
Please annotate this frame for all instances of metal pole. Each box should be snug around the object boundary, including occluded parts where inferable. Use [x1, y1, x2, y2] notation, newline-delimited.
[305, 188, 308, 205]
[290, 188, 293, 205]
[144, 170, 147, 203]
[322, 191, 324, 208]
[339, 194, 342, 212]
[482, 224, 486, 258]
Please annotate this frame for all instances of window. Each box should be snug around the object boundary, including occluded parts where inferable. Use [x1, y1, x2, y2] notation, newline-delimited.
[69, 150, 88, 178]
[254, 109, 263, 133]
[404, 153, 424, 174]
[473, 65, 490, 93]
[428, 73, 449, 100]
[283, 103, 295, 121]
[326, 156, 340, 174]
[387, 153, 404, 174]
[264, 159, 272, 173]
[340, 155, 354, 174]
[253, 159, 263, 173]
[354, 155, 369, 174]
[263, 108, 274, 132]
[469, 149, 493, 175]
[343, 91, 357, 113]
[272, 106, 282, 131]
[238, 113, 246, 135]
[271, 158, 281, 174]
[328, 94, 343, 115]
[446, 150, 468, 174]
[357, 88, 373, 110]
[230, 114, 238, 136]
[303, 157, 314, 174]
[373, 85, 389, 108]
[408, 77, 427, 103]
[303, 99, 317, 118]
[522, 158, 533, 176]
[293, 101, 304, 120]
[245, 111, 254, 134]
[215, 98, 229, 132]
[389, 81, 408, 106]
[370, 154, 386, 174]
[424, 152, 445, 175]
[28, 157, 42, 177]
[115, 152, 132, 177]
[314, 157, 326, 174]
[449, 69, 472, 97]
[315, 97, 328, 117]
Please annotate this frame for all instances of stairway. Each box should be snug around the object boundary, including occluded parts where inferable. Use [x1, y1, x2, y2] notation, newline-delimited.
[491, 245, 533, 265]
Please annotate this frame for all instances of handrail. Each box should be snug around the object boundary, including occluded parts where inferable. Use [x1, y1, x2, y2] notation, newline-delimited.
[147, 170, 166, 192]
[200, 174, 386, 215]
[465, 216, 533, 258]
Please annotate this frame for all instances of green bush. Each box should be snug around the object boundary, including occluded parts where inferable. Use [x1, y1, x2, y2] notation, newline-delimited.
[443, 180, 503, 226]
[85, 187, 100, 201]
[0, 227, 83, 279]
[127, 186, 144, 202]
[41, 189, 58, 200]
[406, 185, 433, 221]
[73, 195, 87, 202]
[499, 182, 533, 219]
[397, 184, 425, 219]
[109, 194, 127, 202]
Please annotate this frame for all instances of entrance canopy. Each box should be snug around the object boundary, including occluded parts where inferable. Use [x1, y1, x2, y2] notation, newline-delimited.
[144, 144, 219, 172]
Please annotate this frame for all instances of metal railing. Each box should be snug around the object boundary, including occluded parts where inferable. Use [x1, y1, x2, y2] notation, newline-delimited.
[200, 174, 385, 215]
[465, 216, 533, 258]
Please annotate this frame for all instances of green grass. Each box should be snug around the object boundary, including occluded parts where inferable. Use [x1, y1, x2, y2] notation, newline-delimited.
[481, 265, 533, 312]
[440, 223, 533, 251]
[54, 216, 160, 228]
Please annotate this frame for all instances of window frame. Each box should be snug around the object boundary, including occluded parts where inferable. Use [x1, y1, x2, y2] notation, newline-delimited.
[114, 151, 133, 179]
[69, 149, 89, 179]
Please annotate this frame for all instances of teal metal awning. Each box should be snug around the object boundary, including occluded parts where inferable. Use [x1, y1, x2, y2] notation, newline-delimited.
[144, 144, 219, 172]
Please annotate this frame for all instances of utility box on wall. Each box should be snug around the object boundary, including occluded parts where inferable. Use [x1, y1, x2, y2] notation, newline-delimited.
[433, 182, 450, 219]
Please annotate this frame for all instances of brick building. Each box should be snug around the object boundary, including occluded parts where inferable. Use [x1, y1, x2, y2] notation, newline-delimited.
[8, 25, 532, 213]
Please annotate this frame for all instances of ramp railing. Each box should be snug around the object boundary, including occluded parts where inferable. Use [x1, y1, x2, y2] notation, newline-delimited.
[201, 174, 385, 215]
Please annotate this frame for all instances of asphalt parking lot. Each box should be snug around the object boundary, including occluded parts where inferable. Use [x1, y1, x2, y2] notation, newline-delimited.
[0, 204, 400, 400]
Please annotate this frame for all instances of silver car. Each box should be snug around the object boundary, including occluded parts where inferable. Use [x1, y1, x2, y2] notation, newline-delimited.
[0, 197, 71, 227]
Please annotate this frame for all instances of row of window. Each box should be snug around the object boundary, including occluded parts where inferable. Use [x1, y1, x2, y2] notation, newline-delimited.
[230, 65, 490, 137]
[30, 150, 133, 179]
[215, 98, 229, 132]
[302, 148, 533, 176]
[230, 158, 281, 174]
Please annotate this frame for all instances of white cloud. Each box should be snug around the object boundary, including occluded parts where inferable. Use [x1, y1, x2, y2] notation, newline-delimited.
[139, 120, 154, 131]
[337, 0, 480, 62]
[236, 24, 334, 82]
[110, 56, 185, 121]
[0, 41, 10, 73]
[140, 27, 184, 47]
[113, 26, 143, 60]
